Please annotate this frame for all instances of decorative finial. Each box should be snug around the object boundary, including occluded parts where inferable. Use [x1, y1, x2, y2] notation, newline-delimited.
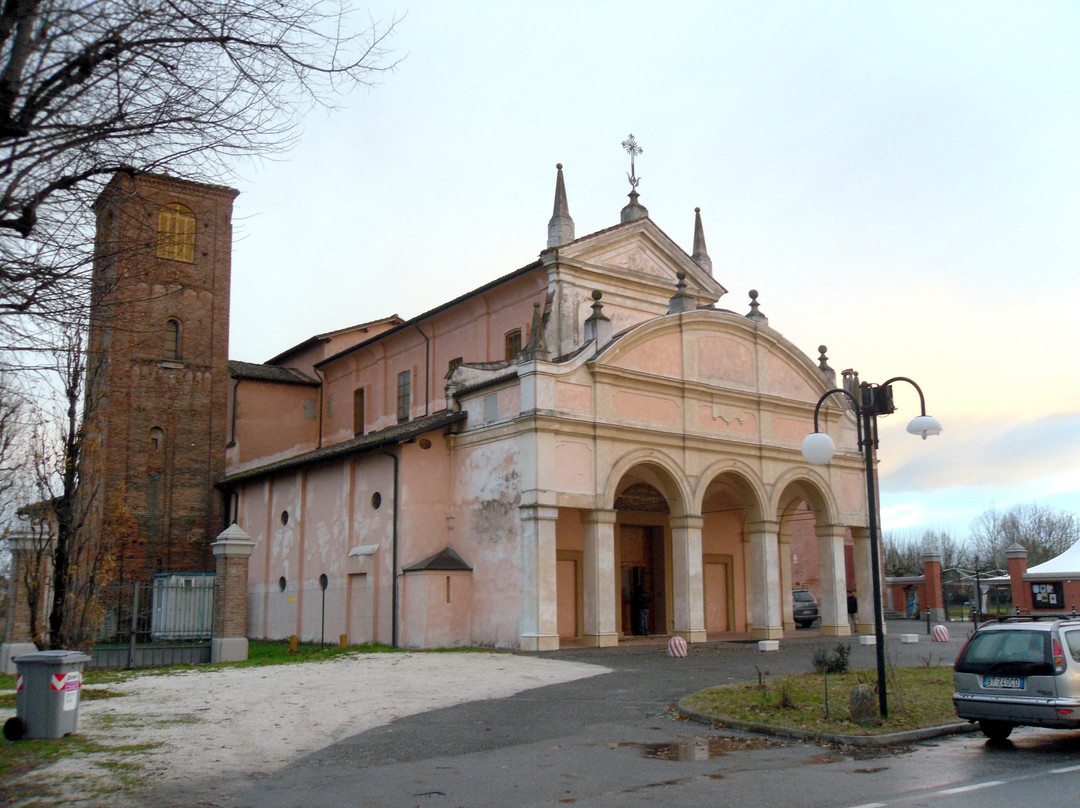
[520, 301, 550, 361]
[584, 289, 612, 349]
[667, 270, 695, 315]
[746, 289, 768, 324]
[556, 163, 562, 170]
[621, 134, 643, 190]
[817, 345, 832, 372]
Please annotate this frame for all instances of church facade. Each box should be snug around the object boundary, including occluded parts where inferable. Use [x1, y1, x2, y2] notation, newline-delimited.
[220, 166, 874, 650]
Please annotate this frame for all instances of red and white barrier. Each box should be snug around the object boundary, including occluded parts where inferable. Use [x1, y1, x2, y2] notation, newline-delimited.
[667, 636, 688, 657]
[931, 624, 950, 642]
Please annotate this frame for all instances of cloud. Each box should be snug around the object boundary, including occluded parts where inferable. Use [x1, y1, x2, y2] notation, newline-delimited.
[880, 412, 1080, 493]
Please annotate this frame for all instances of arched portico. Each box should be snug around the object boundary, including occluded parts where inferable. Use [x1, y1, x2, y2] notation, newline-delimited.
[774, 472, 851, 637]
[697, 467, 767, 638]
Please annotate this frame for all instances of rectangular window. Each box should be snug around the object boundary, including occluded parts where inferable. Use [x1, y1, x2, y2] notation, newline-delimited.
[505, 329, 522, 360]
[483, 392, 498, 424]
[353, 388, 365, 435]
[396, 371, 411, 423]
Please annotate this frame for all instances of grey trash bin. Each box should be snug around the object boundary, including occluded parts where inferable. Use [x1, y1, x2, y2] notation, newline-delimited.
[4, 650, 91, 740]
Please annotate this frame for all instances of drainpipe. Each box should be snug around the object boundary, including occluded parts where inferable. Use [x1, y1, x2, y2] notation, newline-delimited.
[382, 445, 401, 647]
[314, 367, 325, 448]
[414, 324, 430, 417]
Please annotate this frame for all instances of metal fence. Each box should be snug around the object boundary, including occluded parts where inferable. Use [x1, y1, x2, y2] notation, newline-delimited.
[942, 580, 1013, 622]
[91, 574, 215, 669]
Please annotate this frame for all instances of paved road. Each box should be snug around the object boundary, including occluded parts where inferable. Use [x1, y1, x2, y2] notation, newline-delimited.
[147, 620, 1080, 808]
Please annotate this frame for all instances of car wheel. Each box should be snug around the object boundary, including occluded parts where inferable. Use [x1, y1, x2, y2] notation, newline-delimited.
[796, 620, 810, 628]
[979, 720, 1013, 741]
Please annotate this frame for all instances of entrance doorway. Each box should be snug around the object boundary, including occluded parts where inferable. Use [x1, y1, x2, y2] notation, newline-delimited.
[618, 524, 667, 636]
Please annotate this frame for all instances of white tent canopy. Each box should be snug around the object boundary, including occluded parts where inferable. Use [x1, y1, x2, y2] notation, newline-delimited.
[1024, 540, 1080, 580]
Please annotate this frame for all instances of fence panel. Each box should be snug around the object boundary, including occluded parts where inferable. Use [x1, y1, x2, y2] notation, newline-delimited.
[91, 576, 215, 669]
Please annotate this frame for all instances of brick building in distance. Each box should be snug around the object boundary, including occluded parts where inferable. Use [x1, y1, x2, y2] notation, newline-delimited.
[83, 172, 238, 583]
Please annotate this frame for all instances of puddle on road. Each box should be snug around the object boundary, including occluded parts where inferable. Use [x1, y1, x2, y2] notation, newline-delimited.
[620, 735, 786, 761]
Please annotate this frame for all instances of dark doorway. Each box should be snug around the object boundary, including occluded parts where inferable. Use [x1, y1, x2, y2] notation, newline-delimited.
[619, 524, 667, 636]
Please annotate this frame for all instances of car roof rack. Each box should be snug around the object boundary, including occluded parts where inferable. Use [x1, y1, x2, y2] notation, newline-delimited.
[992, 612, 1080, 623]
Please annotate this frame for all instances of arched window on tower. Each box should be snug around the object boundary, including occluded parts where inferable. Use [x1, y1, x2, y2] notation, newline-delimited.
[157, 203, 195, 262]
[164, 319, 181, 360]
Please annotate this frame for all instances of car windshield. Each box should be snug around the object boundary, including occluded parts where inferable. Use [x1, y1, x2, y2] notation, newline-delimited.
[957, 629, 1052, 675]
[793, 591, 814, 603]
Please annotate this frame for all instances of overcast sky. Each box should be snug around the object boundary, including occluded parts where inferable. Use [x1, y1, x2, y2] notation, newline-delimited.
[226, 1, 1080, 539]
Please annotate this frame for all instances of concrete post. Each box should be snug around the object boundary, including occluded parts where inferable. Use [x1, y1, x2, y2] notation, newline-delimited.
[921, 550, 946, 624]
[669, 515, 707, 643]
[211, 524, 255, 663]
[746, 520, 783, 640]
[1007, 543, 1031, 613]
[580, 509, 618, 647]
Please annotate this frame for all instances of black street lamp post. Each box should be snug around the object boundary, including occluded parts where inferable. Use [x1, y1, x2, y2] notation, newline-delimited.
[802, 377, 941, 719]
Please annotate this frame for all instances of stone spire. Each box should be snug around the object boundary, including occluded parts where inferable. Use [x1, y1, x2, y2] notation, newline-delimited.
[691, 207, 712, 275]
[546, 163, 575, 249]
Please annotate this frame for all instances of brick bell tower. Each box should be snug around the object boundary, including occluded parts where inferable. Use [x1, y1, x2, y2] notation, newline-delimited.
[85, 172, 238, 583]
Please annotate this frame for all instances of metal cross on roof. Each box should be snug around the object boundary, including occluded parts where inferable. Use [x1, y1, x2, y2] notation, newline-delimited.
[621, 133, 643, 189]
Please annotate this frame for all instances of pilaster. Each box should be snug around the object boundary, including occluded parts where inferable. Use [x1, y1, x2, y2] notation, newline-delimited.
[580, 509, 618, 647]
[817, 524, 852, 636]
[669, 515, 707, 642]
[519, 502, 560, 651]
[746, 520, 783, 640]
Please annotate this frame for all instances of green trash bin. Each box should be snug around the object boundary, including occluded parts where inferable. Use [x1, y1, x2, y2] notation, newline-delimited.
[3, 650, 91, 740]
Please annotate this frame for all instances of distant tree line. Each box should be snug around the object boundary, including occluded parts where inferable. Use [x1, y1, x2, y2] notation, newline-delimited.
[883, 503, 1080, 576]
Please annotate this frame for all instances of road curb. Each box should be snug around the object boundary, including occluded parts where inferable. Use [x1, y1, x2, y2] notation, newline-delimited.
[677, 701, 979, 747]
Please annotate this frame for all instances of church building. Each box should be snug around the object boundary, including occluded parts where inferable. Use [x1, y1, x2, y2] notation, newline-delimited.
[218, 163, 874, 650]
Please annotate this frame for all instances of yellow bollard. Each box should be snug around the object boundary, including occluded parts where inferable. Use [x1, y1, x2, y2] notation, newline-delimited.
[289, 635, 298, 653]
[339, 634, 348, 650]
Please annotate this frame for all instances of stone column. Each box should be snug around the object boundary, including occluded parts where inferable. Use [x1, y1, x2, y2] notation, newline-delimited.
[851, 527, 874, 635]
[921, 550, 946, 624]
[746, 520, 783, 640]
[211, 524, 255, 663]
[817, 524, 851, 636]
[669, 515, 707, 643]
[1, 532, 43, 674]
[580, 509, 618, 647]
[519, 502, 560, 651]
[779, 533, 794, 631]
[1007, 543, 1032, 614]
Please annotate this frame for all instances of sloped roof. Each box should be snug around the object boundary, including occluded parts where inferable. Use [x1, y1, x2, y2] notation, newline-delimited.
[228, 360, 319, 386]
[1025, 541, 1080, 579]
[266, 315, 405, 366]
[403, 547, 473, 572]
[219, 409, 467, 487]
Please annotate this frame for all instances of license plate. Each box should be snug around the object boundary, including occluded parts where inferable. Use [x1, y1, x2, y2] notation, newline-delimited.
[983, 676, 1025, 689]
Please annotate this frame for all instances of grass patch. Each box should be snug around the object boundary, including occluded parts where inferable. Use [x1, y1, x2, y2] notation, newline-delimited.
[681, 666, 956, 736]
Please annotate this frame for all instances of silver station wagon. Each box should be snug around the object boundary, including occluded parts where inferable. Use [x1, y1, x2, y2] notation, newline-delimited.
[953, 618, 1080, 740]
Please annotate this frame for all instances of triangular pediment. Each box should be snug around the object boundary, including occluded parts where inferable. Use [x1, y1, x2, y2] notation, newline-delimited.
[552, 217, 726, 302]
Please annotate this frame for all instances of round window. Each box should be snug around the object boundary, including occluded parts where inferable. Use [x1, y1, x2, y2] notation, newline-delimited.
[280, 510, 289, 525]
[371, 492, 382, 510]
[278, 576, 287, 592]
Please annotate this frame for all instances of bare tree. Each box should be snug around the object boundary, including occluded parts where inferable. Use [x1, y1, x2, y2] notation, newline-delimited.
[0, 0, 397, 339]
[1, 327, 123, 648]
[883, 528, 971, 576]
[970, 504, 1080, 569]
